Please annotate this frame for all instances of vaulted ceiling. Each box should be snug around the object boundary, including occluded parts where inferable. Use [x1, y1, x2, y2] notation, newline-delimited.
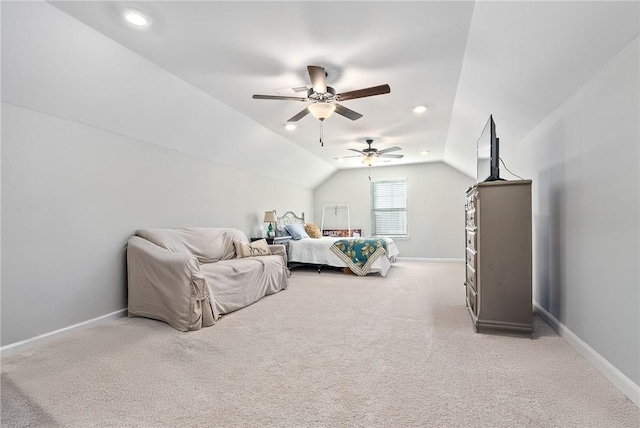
[48, 1, 639, 180]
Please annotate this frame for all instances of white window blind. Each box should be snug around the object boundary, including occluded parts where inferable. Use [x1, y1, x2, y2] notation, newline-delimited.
[370, 178, 407, 237]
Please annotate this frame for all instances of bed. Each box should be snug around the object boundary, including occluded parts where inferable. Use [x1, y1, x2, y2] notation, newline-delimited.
[276, 211, 399, 277]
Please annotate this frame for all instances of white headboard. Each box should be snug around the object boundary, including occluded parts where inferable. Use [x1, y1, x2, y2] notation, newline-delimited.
[276, 211, 305, 236]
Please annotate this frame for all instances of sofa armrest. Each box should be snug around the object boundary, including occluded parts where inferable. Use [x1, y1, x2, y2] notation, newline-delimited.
[127, 236, 217, 331]
[268, 244, 288, 266]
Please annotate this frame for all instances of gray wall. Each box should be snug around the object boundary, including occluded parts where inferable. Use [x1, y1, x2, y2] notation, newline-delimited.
[313, 162, 474, 258]
[1, 3, 313, 346]
[503, 36, 639, 385]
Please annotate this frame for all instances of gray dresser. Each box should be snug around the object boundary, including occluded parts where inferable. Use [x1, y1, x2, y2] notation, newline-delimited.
[465, 180, 533, 335]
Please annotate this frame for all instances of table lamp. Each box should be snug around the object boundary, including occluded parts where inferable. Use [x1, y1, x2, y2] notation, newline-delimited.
[263, 210, 277, 237]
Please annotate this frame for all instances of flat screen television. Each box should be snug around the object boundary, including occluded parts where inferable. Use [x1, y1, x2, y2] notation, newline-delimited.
[476, 115, 501, 182]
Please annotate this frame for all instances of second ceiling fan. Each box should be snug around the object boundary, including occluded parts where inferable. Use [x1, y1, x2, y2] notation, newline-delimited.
[253, 65, 391, 123]
[342, 139, 404, 166]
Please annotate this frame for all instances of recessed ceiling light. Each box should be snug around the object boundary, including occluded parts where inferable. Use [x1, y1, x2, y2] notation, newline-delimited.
[285, 124, 296, 131]
[123, 9, 151, 28]
[420, 150, 430, 155]
[413, 105, 427, 114]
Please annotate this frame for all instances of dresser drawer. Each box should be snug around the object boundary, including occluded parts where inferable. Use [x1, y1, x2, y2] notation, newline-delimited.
[466, 247, 477, 270]
[466, 263, 476, 292]
[467, 284, 477, 315]
[465, 230, 476, 250]
[465, 190, 477, 210]
[466, 208, 476, 227]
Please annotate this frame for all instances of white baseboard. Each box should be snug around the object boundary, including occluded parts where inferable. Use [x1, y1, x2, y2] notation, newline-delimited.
[534, 302, 640, 407]
[1, 308, 127, 358]
[396, 257, 464, 263]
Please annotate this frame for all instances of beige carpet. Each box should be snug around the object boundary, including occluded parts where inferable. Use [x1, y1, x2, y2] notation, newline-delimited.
[1, 261, 638, 427]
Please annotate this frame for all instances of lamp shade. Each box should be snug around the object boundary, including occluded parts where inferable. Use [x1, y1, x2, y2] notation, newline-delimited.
[263, 210, 277, 223]
[308, 103, 336, 120]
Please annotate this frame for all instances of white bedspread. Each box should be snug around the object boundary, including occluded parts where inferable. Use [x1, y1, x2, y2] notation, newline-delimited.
[288, 237, 399, 276]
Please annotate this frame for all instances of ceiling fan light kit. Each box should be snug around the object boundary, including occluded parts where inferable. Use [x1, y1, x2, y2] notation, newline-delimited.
[363, 155, 378, 166]
[308, 103, 336, 120]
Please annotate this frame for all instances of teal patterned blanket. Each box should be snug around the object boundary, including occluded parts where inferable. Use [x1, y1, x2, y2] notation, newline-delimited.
[330, 238, 388, 276]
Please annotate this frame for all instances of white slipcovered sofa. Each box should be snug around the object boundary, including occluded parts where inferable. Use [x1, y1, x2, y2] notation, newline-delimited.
[127, 227, 289, 331]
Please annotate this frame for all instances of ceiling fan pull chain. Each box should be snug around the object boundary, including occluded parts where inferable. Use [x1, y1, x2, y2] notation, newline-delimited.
[319, 121, 324, 147]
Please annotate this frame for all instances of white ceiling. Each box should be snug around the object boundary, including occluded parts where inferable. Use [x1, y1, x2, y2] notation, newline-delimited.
[49, 1, 639, 178]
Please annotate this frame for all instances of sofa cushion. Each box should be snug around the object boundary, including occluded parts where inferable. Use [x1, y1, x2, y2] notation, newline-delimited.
[234, 239, 271, 258]
[200, 255, 289, 315]
[136, 227, 248, 263]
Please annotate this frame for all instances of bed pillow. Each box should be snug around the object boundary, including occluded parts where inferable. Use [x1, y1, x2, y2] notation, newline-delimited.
[305, 223, 322, 239]
[277, 225, 290, 237]
[234, 239, 272, 258]
[284, 224, 310, 240]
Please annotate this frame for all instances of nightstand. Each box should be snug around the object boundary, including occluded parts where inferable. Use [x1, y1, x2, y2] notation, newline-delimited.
[251, 236, 291, 252]
[251, 236, 273, 244]
[251, 236, 291, 244]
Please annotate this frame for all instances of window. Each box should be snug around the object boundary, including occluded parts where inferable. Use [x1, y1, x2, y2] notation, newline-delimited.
[370, 178, 407, 238]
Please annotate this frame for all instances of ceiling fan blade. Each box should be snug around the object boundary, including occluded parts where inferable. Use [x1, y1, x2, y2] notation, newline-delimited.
[380, 153, 404, 159]
[308, 65, 327, 94]
[335, 104, 363, 121]
[378, 146, 402, 154]
[334, 155, 362, 159]
[348, 148, 366, 155]
[253, 94, 308, 101]
[287, 108, 310, 122]
[336, 84, 391, 101]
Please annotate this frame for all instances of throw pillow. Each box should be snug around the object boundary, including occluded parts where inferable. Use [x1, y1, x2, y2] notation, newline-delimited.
[234, 239, 272, 258]
[284, 224, 310, 240]
[305, 223, 322, 239]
